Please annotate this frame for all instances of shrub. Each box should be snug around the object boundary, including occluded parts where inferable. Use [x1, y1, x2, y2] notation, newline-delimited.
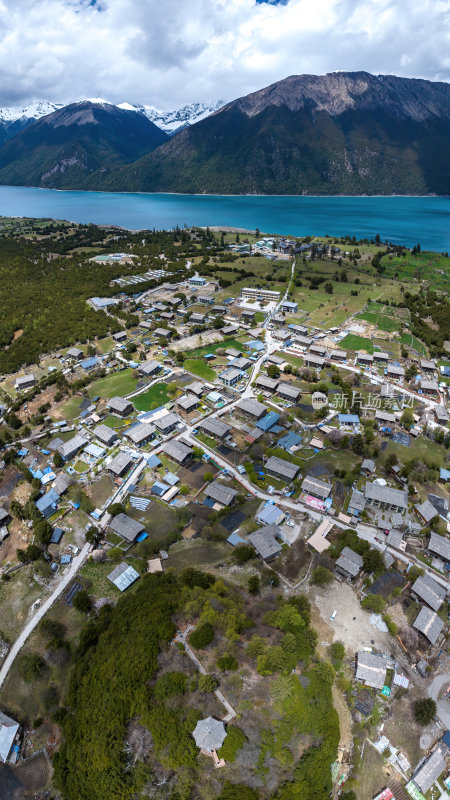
[179, 485, 190, 495]
[233, 544, 255, 564]
[329, 641, 345, 664]
[414, 698, 436, 725]
[154, 671, 187, 699]
[361, 594, 385, 613]
[217, 653, 238, 671]
[73, 590, 92, 614]
[198, 673, 218, 692]
[189, 622, 214, 649]
[109, 502, 125, 517]
[18, 653, 45, 683]
[217, 725, 246, 762]
[216, 783, 259, 800]
[39, 618, 66, 642]
[311, 566, 334, 586]
[248, 575, 260, 595]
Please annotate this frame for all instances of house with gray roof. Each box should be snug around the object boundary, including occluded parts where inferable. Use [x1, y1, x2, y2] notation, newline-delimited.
[138, 360, 161, 377]
[435, 405, 449, 424]
[109, 513, 144, 543]
[199, 417, 231, 439]
[230, 356, 251, 371]
[176, 394, 199, 413]
[124, 422, 156, 446]
[420, 359, 436, 372]
[187, 381, 204, 397]
[205, 481, 237, 507]
[154, 327, 171, 339]
[375, 410, 396, 424]
[428, 531, 450, 561]
[277, 382, 301, 401]
[412, 744, 447, 794]
[248, 525, 282, 560]
[420, 379, 440, 396]
[373, 351, 389, 363]
[255, 375, 279, 391]
[361, 459, 376, 474]
[355, 651, 387, 690]
[348, 490, 366, 516]
[336, 546, 364, 579]
[413, 605, 445, 645]
[107, 451, 133, 477]
[415, 499, 439, 525]
[107, 396, 133, 418]
[57, 434, 88, 461]
[15, 374, 35, 390]
[66, 347, 84, 360]
[411, 573, 446, 612]
[93, 424, 118, 446]
[154, 412, 179, 434]
[237, 398, 267, 419]
[219, 367, 243, 387]
[52, 473, 72, 496]
[387, 529, 404, 549]
[266, 456, 299, 482]
[257, 503, 285, 527]
[162, 440, 193, 465]
[301, 475, 331, 499]
[0, 711, 20, 763]
[387, 365, 405, 379]
[364, 482, 408, 512]
[304, 354, 325, 369]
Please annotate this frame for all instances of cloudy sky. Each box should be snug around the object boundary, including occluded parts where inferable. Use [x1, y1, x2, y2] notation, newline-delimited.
[0, 0, 448, 110]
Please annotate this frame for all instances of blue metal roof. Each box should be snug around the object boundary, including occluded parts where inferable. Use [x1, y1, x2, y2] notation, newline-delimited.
[246, 339, 265, 351]
[338, 414, 360, 423]
[147, 454, 162, 468]
[257, 504, 284, 525]
[227, 532, 246, 546]
[36, 489, 60, 516]
[440, 468, 450, 481]
[256, 411, 281, 431]
[203, 497, 215, 508]
[80, 357, 99, 370]
[152, 481, 170, 496]
[278, 431, 302, 451]
[50, 527, 64, 544]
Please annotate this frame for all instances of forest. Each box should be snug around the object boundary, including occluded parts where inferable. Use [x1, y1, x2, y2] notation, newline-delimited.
[51, 569, 339, 800]
[0, 222, 217, 374]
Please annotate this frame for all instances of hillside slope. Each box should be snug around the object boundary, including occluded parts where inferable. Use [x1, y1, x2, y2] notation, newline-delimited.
[0, 101, 169, 188]
[89, 72, 450, 195]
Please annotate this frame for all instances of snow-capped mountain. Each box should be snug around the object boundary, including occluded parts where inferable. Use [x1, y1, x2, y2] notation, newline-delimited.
[117, 100, 225, 134]
[0, 97, 225, 144]
[0, 100, 63, 125]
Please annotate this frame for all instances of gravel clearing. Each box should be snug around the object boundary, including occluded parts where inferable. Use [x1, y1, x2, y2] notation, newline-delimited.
[311, 580, 391, 652]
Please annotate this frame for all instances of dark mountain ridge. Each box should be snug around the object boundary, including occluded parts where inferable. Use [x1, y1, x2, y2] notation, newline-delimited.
[0, 101, 169, 188]
[0, 72, 449, 194]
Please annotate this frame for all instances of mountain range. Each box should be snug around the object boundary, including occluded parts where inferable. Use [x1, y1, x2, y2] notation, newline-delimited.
[0, 72, 449, 194]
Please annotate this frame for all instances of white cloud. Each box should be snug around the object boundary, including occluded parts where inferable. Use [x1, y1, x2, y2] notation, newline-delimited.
[0, 0, 447, 108]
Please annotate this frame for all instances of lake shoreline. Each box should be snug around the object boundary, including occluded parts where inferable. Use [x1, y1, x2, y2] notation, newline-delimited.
[0, 186, 448, 251]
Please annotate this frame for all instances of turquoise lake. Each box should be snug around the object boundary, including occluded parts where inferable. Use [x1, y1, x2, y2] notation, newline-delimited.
[0, 186, 449, 251]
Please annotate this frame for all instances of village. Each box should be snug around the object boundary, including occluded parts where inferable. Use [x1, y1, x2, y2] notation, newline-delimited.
[0, 225, 449, 800]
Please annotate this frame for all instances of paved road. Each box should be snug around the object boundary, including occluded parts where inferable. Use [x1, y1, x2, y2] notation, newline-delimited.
[0, 542, 91, 690]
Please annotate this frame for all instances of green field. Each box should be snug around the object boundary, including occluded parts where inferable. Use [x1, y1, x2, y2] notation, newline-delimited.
[87, 368, 137, 399]
[358, 311, 400, 332]
[338, 334, 374, 353]
[399, 332, 427, 355]
[188, 337, 245, 358]
[183, 358, 216, 380]
[133, 382, 170, 412]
